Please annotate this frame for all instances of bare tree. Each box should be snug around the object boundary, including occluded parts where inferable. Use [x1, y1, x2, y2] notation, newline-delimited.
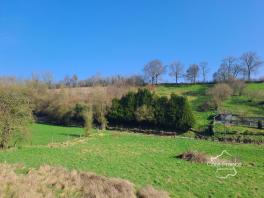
[199, 62, 209, 82]
[185, 64, 199, 84]
[31, 73, 40, 84]
[240, 52, 263, 81]
[41, 72, 53, 88]
[169, 61, 184, 84]
[213, 56, 242, 82]
[63, 75, 71, 87]
[71, 74, 78, 87]
[207, 83, 233, 110]
[143, 60, 165, 85]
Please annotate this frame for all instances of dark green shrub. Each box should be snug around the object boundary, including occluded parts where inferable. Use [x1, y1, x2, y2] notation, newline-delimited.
[258, 120, 263, 129]
[107, 98, 123, 124]
[107, 89, 195, 132]
[135, 105, 155, 123]
[153, 96, 169, 127]
[135, 88, 154, 107]
[168, 94, 195, 131]
[120, 92, 136, 123]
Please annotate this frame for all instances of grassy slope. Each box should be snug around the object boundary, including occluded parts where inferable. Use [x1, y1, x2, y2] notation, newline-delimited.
[155, 84, 214, 130]
[222, 83, 264, 117]
[155, 83, 264, 132]
[0, 123, 263, 198]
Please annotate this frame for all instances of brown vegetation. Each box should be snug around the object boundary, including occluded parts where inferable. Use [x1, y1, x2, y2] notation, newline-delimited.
[177, 151, 209, 163]
[227, 79, 246, 96]
[28, 82, 137, 127]
[137, 185, 169, 198]
[207, 83, 233, 109]
[0, 163, 169, 198]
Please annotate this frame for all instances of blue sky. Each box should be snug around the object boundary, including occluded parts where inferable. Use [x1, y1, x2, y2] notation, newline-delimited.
[0, 0, 264, 81]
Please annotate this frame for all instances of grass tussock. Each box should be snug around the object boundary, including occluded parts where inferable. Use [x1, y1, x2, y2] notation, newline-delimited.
[0, 163, 169, 198]
[137, 185, 170, 198]
[177, 151, 209, 163]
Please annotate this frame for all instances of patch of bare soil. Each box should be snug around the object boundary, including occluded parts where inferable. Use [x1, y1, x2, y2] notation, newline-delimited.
[0, 163, 170, 198]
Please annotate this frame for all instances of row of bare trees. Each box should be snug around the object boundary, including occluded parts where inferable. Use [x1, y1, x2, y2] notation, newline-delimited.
[213, 52, 263, 82]
[22, 51, 263, 88]
[143, 51, 263, 85]
[143, 59, 208, 84]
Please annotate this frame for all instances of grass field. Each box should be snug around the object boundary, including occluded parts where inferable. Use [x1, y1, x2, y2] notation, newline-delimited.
[155, 83, 264, 135]
[0, 123, 263, 197]
[155, 84, 214, 129]
[29, 124, 84, 145]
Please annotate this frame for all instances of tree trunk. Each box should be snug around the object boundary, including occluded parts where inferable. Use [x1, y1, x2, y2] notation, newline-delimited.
[151, 76, 155, 85]
[248, 69, 251, 81]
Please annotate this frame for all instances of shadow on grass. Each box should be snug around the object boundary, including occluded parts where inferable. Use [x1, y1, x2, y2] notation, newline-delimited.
[59, 133, 82, 138]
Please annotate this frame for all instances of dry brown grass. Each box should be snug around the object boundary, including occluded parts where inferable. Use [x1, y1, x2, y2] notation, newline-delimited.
[0, 163, 169, 198]
[177, 150, 240, 166]
[137, 186, 170, 198]
[177, 151, 209, 163]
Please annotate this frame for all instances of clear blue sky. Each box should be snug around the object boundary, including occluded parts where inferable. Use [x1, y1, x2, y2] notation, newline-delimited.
[1, 0, 264, 81]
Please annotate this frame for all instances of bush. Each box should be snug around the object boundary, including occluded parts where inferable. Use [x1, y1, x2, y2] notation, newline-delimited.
[153, 96, 169, 127]
[135, 105, 155, 123]
[93, 104, 108, 130]
[108, 89, 195, 132]
[167, 94, 195, 131]
[228, 79, 245, 96]
[198, 100, 215, 112]
[83, 106, 93, 136]
[207, 83, 233, 109]
[0, 86, 33, 148]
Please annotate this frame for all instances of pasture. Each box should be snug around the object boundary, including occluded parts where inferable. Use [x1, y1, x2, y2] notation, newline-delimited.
[156, 83, 264, 141]
[0, 123, 263, 198]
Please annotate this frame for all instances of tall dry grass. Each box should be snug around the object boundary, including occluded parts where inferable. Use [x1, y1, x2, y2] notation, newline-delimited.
[0, 163, 170, 198]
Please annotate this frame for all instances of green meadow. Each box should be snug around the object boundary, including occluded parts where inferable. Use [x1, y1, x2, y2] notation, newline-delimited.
[0, 123, 263, 198]
[156, 83, 264, 133]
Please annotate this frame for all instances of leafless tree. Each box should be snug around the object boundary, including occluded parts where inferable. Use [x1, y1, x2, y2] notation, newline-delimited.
[63, 75, 71, 87]
[240, 52, 263, 81]
[199, 62, 209, 82]
[71, 74, 78, 87]
[185, 64, 199, 84]
[143, 60, 165, 85]
[31, 73, 40, 83]
[213, 56, 242, 82]
[207, 83, 233, 109]
[169, 61, 184, 84]
[41, 72, 53, 88]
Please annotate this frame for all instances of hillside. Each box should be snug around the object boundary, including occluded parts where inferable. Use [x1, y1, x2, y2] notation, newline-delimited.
[155, 83, 264, 142]
[0, 123, 263, 198]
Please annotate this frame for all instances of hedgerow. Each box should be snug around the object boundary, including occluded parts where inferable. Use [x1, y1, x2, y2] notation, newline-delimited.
[107, 89, 195, 132]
